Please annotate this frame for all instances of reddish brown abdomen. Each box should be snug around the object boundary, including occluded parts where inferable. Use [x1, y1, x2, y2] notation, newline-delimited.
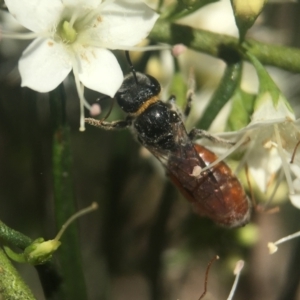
[168, 144, 251, 227]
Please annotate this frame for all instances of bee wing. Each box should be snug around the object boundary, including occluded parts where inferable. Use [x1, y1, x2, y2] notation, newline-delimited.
[143, 120, 199, 168]
[145, 120, 215, 183]
[146, 121, 228, 216]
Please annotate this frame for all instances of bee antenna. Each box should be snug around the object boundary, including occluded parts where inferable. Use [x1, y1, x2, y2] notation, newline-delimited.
[125, 51, 138, 84]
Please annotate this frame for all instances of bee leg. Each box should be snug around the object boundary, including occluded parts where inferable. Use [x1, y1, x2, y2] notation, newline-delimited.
[184, 68, 196, 118]
[167, 95, 176, 103]
[167, 95, 185, 118]
[166, 95, 177, 110]
[184, 90, 193, 118]
[85, 117, 131, 130]
[188, 129, 235, 146]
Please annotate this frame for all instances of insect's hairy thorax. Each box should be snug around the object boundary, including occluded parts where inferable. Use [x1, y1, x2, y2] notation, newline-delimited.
[133, 101, 181, 151]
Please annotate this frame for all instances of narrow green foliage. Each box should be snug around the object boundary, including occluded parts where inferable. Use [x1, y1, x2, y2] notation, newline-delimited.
[197, 59, 243, 130]
[168, 72, 188, 110]
[50, 85, 88, 300]
[247, 52, 294, 113]
[226, 89, 255, 131]
[0, 220, 32, 249]
[164, 0, 219, 21]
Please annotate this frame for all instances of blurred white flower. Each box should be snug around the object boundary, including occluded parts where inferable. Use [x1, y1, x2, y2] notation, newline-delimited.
[236, 55, 300, 208]
[2, 0, 159, 130]
[208, 94, 299, 182]
[202, 54, 300, 208]
[234, 94, 300, 196]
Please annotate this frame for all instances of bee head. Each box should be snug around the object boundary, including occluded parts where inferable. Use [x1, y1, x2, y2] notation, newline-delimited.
[115, 72, 161, 114]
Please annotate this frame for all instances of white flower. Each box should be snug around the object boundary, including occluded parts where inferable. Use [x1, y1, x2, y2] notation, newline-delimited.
[2, 0, 159, 130]
[236, 94, 299, 191]
[205, 93, 299, 182]
[235, 56, 300, 207]
[208, 92, 300, 209]
[200, 54, 300, 208]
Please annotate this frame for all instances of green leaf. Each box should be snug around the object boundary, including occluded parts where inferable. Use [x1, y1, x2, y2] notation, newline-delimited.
[197, 58, 243, 130]
[50, 84, 88, 300]
[247, 52, 294, 113]
[165, 0, 219, 22]
[168, 72, 188, 110]
[226, 88, 255, 131]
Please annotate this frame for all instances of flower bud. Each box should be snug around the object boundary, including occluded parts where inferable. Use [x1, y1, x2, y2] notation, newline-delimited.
[230, 0, 267, 41]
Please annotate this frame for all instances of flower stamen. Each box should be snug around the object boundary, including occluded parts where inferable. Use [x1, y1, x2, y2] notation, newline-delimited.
[263, 168, 284, 209]
[268, 230, 300, 254]
[69, 10, 79, 28]
[274, 124, 294, 194]
[200, 134, 249, 174]
[290, 140, 300, 164]
[227, 260, 245, 300]
[1, 31, 42, 40]
[72, 56, 89, 131]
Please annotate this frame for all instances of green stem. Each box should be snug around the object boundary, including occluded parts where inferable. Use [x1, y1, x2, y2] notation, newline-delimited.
[149, 20, 300, 73]
[0, 220, 32, 249]
[197, 60, 243, 130]
[50, 85, 88, 300]
[0, 247, 36, 300]
[0, 214, 62, 299]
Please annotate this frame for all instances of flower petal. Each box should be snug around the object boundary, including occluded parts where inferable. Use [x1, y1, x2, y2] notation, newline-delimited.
[248, 140, 282, 193]
[76, 47, 123, 97]
[251, 94, 296, 124]
[89, 0, 159, 49]
[19, 38, 72, 92]
[4, 0, 63, 32]
[63, 0, 101, 8]
[289, 192, 300, 209]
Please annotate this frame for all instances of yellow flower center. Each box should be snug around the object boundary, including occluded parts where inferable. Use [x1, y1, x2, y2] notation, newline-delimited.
[59, 20, 77, 44]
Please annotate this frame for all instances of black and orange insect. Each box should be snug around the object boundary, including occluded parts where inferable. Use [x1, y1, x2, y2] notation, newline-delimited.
[85, 52, 251, 227]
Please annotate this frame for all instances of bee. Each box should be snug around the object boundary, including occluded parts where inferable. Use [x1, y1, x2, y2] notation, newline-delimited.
[85, 53, 251, 227]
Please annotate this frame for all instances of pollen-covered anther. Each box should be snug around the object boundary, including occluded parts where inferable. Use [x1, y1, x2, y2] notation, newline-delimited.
[191, 165, 202, 178]
[267, 242, 278, 254]
[263, 140, 276, 149]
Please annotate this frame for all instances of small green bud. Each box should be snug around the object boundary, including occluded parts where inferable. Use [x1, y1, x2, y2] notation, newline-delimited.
[4, 202, 98, 265]
[24, 238, 61, 265]
[231, 0, 267, 42]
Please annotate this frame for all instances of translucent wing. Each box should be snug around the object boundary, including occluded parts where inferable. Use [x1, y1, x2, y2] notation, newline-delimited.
[145, 120, 250, 227]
